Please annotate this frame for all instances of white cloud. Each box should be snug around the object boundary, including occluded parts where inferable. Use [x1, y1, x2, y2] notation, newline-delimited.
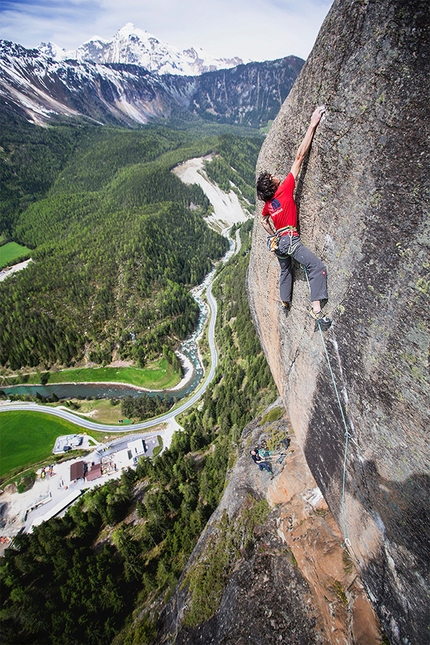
[0, 0, 333, 61]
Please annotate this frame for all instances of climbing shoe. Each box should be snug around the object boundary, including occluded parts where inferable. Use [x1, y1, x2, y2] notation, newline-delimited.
[309, 308, 332, 331]
[281, 301, 291, 316]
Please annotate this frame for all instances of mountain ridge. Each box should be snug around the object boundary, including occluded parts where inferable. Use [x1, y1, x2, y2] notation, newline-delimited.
[0, 38, 304, 128]
[37, 22, 246, 76]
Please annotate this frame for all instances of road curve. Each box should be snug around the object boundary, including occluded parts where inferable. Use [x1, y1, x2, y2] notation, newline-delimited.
[0, 258, 221, 433]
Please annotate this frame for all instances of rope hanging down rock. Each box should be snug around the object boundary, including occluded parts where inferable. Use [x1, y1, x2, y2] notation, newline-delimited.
[303, 267, 351, 548]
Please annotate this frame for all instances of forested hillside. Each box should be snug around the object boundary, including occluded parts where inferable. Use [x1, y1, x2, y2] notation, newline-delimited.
[0, 222, 278, 645]
[0, 113, 81, 235]
[0, 118, 263, 370]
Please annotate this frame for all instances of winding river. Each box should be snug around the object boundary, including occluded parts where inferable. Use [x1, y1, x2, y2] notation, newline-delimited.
[0, 229, 241, 431]
[1, 279, 209, 402]
[1, 156, 247, 429]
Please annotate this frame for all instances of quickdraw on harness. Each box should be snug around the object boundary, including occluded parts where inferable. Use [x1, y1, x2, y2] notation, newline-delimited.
[266, 226, 299, 257]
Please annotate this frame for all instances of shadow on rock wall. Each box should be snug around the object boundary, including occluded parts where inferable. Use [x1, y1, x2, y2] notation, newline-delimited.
[355, 462, 430, 645]
[248, 2, 430, 643]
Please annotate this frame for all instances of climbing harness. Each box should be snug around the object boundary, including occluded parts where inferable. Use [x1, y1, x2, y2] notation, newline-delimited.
[266, 226, 299, 256]
[303, 267, 351, 550]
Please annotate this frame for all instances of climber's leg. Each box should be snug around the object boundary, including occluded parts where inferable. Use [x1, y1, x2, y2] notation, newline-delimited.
[293, 243, 328, 306]
[293, 243, 332, 330]
[277, 254, 293, 305]
[259, 462, 272, 473]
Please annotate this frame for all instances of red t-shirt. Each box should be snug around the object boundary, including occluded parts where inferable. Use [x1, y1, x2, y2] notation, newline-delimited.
[262, 172, 298, 233]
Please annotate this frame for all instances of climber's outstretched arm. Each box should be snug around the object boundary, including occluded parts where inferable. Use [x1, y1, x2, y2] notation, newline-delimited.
[290, 105, 325, 179]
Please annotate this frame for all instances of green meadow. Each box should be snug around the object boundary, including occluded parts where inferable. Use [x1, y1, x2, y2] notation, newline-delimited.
[0, 242, 31, 269]
[0, 411, 82, 479]
[37, 360, 179, 388]
[2, 358, 180, 389]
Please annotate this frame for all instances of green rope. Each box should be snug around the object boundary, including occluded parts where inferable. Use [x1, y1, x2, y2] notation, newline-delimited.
[303, 267, 351, 547]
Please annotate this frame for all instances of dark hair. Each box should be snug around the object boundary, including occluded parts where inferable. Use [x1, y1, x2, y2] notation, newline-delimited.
[256, 172, 278, 202]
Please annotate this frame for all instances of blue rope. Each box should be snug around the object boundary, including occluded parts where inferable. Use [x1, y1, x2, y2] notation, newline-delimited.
[303, 267, 351, 547]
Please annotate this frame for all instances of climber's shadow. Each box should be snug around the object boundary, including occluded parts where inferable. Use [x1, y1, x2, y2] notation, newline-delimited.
[351, 459, 430, 575]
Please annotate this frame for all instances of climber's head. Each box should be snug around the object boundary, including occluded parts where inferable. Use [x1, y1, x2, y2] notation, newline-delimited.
[256, 172, 281, 202]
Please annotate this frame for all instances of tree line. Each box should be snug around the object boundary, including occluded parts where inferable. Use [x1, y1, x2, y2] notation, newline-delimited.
[0, 124, 239, 372]
[0, 220, 278, 645]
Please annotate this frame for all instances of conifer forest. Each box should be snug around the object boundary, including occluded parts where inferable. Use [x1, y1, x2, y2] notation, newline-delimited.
[0, 112, 278, 643]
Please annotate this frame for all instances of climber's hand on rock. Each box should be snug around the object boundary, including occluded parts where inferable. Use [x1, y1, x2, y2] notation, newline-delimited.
[310, 105, 326, 127]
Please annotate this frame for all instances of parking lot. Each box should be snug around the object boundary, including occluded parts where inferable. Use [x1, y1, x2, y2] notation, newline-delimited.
[53, 433, 98, 454]
[0, 432, 162, 545]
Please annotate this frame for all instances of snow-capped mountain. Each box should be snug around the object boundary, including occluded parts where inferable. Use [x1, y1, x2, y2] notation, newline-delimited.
[0, 38, 303, 128]
[38, 23, 244, 76]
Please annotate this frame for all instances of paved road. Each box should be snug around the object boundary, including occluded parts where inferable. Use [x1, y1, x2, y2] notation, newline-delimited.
[0, 246, 223, 433]
[0, 226, 244, 433]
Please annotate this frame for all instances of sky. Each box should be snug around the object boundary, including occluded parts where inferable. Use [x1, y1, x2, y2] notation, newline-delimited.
[0, 0, 334, 62]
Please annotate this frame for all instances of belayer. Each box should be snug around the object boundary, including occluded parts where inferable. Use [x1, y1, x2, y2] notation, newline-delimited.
[257, 105, 331, 331]
[250, 448, 273, 474]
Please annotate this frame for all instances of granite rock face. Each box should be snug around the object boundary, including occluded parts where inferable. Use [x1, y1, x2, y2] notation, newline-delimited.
[247, 1, 430, 644]
[156, 403, 380, 645]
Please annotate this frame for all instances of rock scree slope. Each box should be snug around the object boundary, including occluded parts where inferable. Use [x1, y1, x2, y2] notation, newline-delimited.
[247, 1, 429, 644]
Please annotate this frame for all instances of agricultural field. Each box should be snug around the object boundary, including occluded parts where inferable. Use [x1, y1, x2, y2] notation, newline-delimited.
[0, 242, 31, 269]
[59, 399, 128, 425]
[0, 411, 95, 480]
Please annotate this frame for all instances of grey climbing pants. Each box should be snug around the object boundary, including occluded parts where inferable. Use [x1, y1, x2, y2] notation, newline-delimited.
[276, 235, 328, 304]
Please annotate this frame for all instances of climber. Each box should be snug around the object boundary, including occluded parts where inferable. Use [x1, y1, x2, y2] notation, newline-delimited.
[250, 449, 273, 474]
[257, 105, 331, 331]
